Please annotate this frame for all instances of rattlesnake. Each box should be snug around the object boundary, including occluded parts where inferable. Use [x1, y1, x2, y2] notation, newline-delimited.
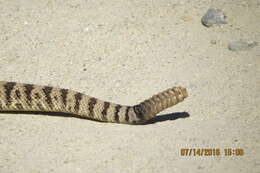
[0, 81, 188, 124]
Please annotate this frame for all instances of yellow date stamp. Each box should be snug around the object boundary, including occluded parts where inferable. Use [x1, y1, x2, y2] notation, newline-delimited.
[180, 148, 244, 156]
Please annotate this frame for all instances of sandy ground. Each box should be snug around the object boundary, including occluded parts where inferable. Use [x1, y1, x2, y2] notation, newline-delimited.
[0, 0, 259, 172]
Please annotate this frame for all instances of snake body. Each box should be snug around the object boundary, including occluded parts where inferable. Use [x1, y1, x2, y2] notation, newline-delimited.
[0, 81, 188, 124]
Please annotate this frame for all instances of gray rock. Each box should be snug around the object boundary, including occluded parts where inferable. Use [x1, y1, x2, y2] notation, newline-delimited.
[228, 40, 258, 51]
[201, 8, 227, 27]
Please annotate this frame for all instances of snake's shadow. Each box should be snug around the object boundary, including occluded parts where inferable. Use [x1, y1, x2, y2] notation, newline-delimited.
[144, 112, 190, 125]
[0, 111, 190, 125]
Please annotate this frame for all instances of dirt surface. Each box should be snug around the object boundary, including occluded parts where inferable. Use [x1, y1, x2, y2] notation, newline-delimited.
[0, 0, 259, 172]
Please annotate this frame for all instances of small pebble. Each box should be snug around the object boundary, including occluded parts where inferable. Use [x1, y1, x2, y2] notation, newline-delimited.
[24, 21, 29, 25]
[186, 84, 197, 89]
[201, 8, 227, 27]
[228, 40, 258, 51]
[210, 40, 217, 44]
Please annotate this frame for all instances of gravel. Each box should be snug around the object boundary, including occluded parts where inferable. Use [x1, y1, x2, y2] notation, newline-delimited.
[228, 40, 258, 51]
[201, 8, 227, 27]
